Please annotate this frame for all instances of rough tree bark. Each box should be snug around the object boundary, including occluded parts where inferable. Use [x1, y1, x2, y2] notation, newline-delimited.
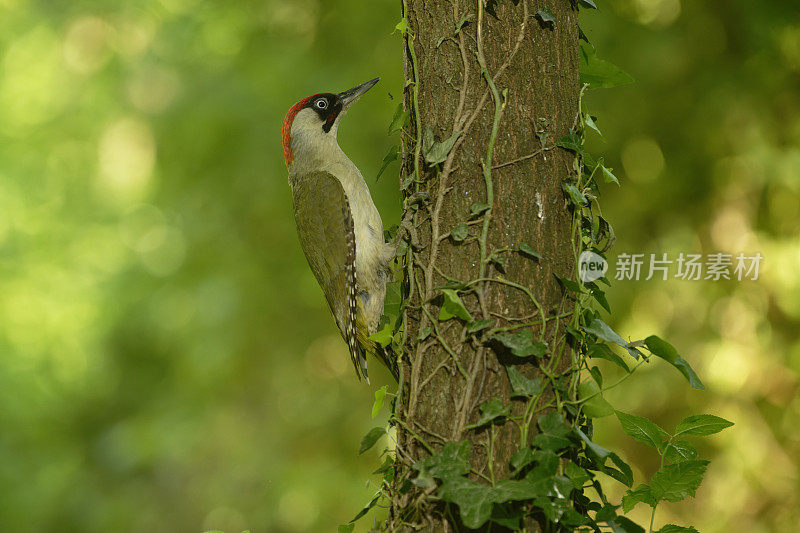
[391, 0, 579, 530]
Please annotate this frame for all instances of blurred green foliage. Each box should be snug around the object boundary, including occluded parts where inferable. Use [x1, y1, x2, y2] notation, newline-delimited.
[0, 0, 797, 531]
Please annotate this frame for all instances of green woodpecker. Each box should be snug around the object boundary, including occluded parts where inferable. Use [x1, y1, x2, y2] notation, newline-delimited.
[282, 78, 397, 382]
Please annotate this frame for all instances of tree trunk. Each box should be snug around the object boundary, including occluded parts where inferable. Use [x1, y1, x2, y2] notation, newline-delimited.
[391, 0, 579, 530]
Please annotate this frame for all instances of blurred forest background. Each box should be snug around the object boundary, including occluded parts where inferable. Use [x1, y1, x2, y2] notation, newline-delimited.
[0, 0, 797, 531]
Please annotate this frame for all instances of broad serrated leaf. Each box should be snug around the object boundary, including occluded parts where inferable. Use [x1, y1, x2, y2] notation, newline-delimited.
[518, 242, 542, 260]
[450, 223, 469, 242]
[491, 329, 547, 358]
[588, 343, 629, 372]
[580, 42, 634, 89]
[586, 318, 628, 347]
[645, 335, 705, 390]
[615, 410, 668, 449]
[388, 104, 410, 135]
[674, 414, 733, 437]
[425, 131, 461, 164]
[608, 452, 634, 487]
[506, 366, 543, 398]
[578, 380, 614, 418]
[467, 398, 509, 429]
[439, 288, 473, 321]
[358, 427, 385, 455]
[663, 440, 698, 463]
[371, 385, 388, 418]
[609, 516, 646, 533]
[649, 460, 709, 502]
[622, 484, 655, 512]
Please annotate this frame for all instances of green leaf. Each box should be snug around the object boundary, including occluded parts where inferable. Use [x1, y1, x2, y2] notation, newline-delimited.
[439, 288, 473, 321]
[585, 318, 628, 347]
[470, 202, 491, 218]
[615, 410, 668, 450]
[579, 42, 634, 89]
[663, 440, 698, 464]
[609, 517, 646, 533]
[556, 133, 583, 153]
[554, 274, 583, 293]
[606, 452, 634, 487]
[650, 460, 709, 502]
[368, 322, 392, 347]
[371, 385, 388, 418]
[588, 343, 629, 372]
[417, 326, 432, 341]
[358, 427, 385, 455]
[393, 17, 409, 35]
[387, 104, 410, 135]
[425, 131, 461, 164]
[467, 398, 509, 429]
[574, 426, 611, 462]
[579, 0, 597, 9]
[578, 380, 614, 418]
[413, 440, 471, 483]
[350, 492, 381, 522]
[565, 462, 591, 489]
[450, 223, 469, 242]
[491, 329, 547, 358]
[437, 477, 495, 528]
[467, 319, 494, 334]
[535, 7, 555, 25]
[674, 414, 733, 437]
[506, 366, 543, 398]
[602, 165, 620, 186]
[518, 242, 542, 260]
[338, 525, 355, 533]
[563, 183, 587, 206]
[644, 335, 705, 390]
[656, 525, 700, 533]
[622, 484, 655, 512]
[534, 413, 573, 452]
[422, 126, 434, 154]
[584, 113, 604, 139]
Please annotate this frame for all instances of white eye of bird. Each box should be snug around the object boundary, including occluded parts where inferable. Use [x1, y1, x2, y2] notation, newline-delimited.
[316, 99, 327, 109]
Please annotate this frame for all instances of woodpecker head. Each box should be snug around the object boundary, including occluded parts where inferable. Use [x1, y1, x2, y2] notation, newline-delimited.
[282, 77, 379, 167]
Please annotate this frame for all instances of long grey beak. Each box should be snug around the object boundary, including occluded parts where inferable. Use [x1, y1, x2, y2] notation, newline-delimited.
[337, 77, 379, 110]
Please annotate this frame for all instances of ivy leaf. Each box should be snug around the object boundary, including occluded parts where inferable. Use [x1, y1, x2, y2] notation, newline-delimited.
[556, 133, 583, 153]
[350, 492, 381, 522]
[579, 0, 597, 9]
[565, 462, 591, 489]
[467, 398, 509, 429]
[437, 477, 495, 529]
[674, 414, 733, 437]
[656, 525, 700, 533]
[510, 447, 536, 471]
[615, 410, 669, 450]
[450, 223, 469, 242]
[602, 165, 620, 186]
[578, 381, 614, 418]
[584, 113, 604, 139]
[454, 13, 475, 33]
[375, 145, 399, 182]
[644, 335, 705, 390]
[650, 460, 709, 502]
[534, 7, 555, 25]
[371, 385, 388, 418]
[413, 440, 470, 482]
[470, 202, 491, 218]
[439, 288, 473, 321]
[609, 517, 646, 533]
[491, 330, 547, 358]
[588, 343, 629, 372]
[358, 427, 385, 455]
[368, 322, 393, 347]
[393, 18, 408, 35]
[574, 426, 611, 462]
[563, 183, 588, 206]
[662, 440, 698, 464]
[387, 104, 409, 135]
[422, 126, 434, 154]
[585, 318, 628, 347]
[622, 484, 655, 512]
[579, 42, 634, 89]
[425, 131, 461, 164]
[518, 242, 542, 260]
[467, 319, 494, 334]
[506, 366, 543, 398]
[417, 326, 432, 341]
[534, 413, 573, 452]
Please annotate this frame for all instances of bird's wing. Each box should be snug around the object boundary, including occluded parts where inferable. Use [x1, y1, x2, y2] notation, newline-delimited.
[290, 170, 367, 380]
